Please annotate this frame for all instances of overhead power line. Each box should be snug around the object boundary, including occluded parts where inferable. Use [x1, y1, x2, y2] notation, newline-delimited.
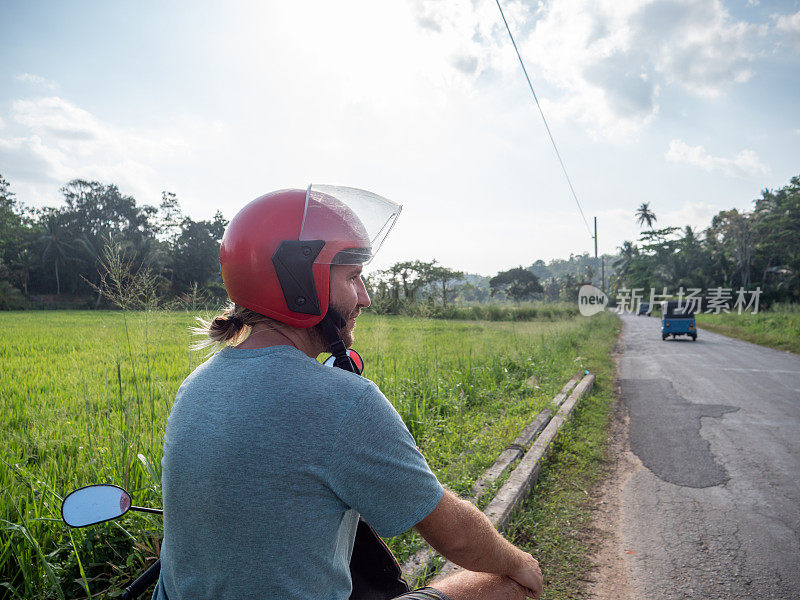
[494, 0, 594, 239]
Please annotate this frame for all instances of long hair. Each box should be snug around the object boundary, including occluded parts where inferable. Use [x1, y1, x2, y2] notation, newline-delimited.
[192, 302, 282, 351]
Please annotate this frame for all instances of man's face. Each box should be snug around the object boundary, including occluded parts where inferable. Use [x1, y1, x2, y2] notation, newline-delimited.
[328, 264, 371, 348]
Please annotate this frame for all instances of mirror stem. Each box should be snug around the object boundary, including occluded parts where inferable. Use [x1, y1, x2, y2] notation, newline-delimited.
[131, 506, 163, 515]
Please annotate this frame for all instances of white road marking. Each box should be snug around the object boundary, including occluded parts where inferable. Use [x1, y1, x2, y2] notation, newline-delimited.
[718, 367, 800, 374]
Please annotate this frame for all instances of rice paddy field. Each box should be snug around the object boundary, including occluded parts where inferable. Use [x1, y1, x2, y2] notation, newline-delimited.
[0, 308, 619, 599]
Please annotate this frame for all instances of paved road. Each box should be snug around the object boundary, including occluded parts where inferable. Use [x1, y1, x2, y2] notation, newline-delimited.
[618, 314, 800, 600]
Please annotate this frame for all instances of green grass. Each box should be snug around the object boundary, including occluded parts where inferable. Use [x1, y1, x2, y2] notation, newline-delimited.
[0, 309, 618, 599]
[504, 317, 618, 599]
[695, 303, 800, 354]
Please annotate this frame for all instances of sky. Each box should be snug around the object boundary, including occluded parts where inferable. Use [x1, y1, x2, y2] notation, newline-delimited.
[1, 0, 798, 276]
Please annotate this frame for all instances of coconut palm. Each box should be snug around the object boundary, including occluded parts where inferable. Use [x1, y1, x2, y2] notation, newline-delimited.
[614, 241, 637, 272]
[611, 241, 639, 291]
[635, 202, 657, 229]
[40, 211, 73, 295]
[675, 225, 705, 289]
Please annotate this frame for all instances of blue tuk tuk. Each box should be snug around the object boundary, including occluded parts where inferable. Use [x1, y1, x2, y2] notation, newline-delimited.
[660, 300, 697, 341]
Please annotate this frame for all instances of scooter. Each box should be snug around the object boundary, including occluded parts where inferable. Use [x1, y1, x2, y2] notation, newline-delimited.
[61, 484, 409, 599]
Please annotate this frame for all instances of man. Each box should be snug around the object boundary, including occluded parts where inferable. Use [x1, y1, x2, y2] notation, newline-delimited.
[154, 186, 543, 600]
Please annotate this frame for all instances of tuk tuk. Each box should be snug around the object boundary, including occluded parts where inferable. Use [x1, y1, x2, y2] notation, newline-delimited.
[660, 300, 697, 341]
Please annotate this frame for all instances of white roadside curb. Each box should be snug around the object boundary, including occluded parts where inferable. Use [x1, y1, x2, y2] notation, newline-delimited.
[469, 375, 580, 501]
[431, 372, 595, 582]
[401, 373, 594, 586]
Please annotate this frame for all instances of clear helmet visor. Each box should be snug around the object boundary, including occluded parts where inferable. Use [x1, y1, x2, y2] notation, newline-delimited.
[299, 184, 402, 265]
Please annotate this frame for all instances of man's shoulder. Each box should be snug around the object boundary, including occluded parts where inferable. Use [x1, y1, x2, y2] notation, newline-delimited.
[177, 345, 382, 409]
[304, 361, 380, 405]
[266, 352, 390, 435]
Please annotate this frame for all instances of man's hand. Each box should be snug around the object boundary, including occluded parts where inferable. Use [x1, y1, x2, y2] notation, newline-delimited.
[509, 552, 543, 599]
[415, 490, 544, 597]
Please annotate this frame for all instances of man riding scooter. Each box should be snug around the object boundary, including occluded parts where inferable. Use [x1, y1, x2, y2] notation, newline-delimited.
[153, 185, 543, 600]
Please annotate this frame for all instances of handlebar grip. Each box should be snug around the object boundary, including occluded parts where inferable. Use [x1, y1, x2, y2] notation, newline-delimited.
[121, 558, 161, 600]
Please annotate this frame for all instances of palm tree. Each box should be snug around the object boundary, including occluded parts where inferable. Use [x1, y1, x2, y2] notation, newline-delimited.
[612, 241, 638, 291]
[15, 248, 33, 296]
[614, 242, 637, 272]
[635, 202, 657, 229]
[675, 226, 705, 289]
[40, 211, 73, 295]
[560, 273, 579, 302]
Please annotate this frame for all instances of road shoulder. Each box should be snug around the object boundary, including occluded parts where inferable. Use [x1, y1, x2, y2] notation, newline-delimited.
[580, 393, 641, 600]
[578, 329, 641, 600]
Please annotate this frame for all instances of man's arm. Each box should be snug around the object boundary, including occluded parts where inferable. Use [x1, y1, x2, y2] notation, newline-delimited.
[414, 489, 543, 595]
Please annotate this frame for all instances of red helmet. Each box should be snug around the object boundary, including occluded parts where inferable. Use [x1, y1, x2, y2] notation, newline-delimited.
[220, 185, 401, 327]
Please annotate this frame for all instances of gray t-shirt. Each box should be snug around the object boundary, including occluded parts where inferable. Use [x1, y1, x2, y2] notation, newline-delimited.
[153, 345, 443, 600]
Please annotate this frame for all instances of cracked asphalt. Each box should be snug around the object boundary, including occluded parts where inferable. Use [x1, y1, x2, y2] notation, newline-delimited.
[618, 313, 800, 599]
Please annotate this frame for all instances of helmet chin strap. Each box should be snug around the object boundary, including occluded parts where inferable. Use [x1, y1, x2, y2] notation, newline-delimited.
[317, 307, 362, 374]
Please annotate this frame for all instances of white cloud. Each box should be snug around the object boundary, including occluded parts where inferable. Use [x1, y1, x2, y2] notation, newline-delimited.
[774, 10, 800, 49]
[15, 73, 58, 90]
[665, 139, 769, 178]
[635, 0, 757, 96]
[13, 97, 99, 140]
[413, 0, 760, 138]
[0, 135, 66, 184]
[0, 96, 220, 207]
[658, 201, 726, 234]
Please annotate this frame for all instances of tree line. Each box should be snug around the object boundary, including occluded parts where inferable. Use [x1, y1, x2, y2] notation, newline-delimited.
[368, 172, 800, 312]
[1, 171, 797, 311]
[0, 172, 608, 311]
[612, 173, 800, 306]
[0, 175, 227, 309]
[364, 258, 609, 312]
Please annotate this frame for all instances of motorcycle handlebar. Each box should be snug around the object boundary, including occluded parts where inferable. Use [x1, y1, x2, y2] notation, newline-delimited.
[121, 558, 161, 600]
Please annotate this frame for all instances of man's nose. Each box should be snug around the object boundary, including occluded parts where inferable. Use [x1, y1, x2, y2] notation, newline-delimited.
[357, 278, 371, 308]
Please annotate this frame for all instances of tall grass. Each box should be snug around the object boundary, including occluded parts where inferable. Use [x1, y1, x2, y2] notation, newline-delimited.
[1, 310, 185, 599]
[0, 309, 617, 598]
[695, 302, 800, 354]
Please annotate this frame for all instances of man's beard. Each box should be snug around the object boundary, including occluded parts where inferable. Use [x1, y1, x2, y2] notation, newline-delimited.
[312, 303, 358, 350]
[334, 303, 358, 348]
[339, 316, 355, 347]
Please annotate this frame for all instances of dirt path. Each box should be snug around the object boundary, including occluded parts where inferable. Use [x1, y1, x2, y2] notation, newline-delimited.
[580, 396, 641, 600]
[578, 331, 642, 600]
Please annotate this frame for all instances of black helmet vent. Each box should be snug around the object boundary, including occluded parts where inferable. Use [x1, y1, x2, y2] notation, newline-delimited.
[272, 240, 325, 315]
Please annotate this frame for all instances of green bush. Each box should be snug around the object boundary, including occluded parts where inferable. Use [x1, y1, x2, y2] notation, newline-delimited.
[0, 281, 26, 310]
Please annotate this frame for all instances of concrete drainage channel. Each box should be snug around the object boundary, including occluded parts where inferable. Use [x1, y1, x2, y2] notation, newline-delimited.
[401, 372, 597, 586]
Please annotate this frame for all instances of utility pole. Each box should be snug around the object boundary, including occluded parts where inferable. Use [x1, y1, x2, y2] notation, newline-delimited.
[602, 256, 606, 294]
[594, 216, 605, 294]
[593, 216, 598, 287]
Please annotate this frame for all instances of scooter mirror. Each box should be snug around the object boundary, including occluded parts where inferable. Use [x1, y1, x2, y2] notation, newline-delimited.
[61, 484, 132, 527]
